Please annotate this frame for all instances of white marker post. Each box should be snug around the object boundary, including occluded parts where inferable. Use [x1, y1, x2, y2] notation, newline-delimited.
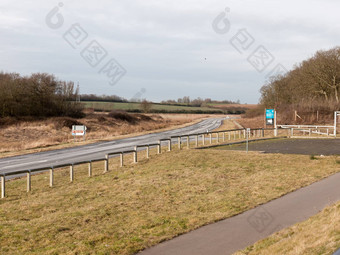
[246, 128, 250, 153]
[274, 110, 278, 137]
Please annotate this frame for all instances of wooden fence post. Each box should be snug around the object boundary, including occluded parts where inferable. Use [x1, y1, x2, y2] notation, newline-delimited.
[157, 141, 161, 154]
[134, 146, 138, 163]
[120, 152, 124, 166]
[88, 162, 92, 177]
[146, 146, 149, 159]
[1, 175, 5, 198]
[70, 164, 74, 182]
[27, 171, 31, 192]
[105, 154, 109, 172]
[50, 167, 54, 187]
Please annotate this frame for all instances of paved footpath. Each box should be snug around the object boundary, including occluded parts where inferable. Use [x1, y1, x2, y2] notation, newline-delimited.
[139, 171, 340, 255]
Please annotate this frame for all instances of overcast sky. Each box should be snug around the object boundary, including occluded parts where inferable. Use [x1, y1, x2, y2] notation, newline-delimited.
[1, 0, 339, 103]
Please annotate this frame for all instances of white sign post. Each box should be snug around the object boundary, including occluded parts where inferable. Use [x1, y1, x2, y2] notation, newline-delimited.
[246, 128, 250, 153]
[72, 125, 87, 141]
[274, 110, 277, 137]
[334, 111, 340, 138]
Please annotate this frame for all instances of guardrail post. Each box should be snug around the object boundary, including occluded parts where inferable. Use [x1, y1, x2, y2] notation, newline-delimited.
[50, 167, 54, 187]
[209, 133, 212, 144]
[233, 131, 236, 140]
[238, 130, 241, 139]
[88, 162, 92, 177]
[1, 175, 5, 198]
[120, 152, 124, 166]
[27, 171, 31, 192]
[105, 154, 109, 172]
[228, 132, 231, 140]
[291, 128, 294, 137]
[186, 136, 190, 148]
[178, 137, 181, 149]
[327, 128, 329, 136]
[202, 134, 205, 145]
[146, 146, 149, 159]
[195, 135, 198, 147]
[157, 141, 161, 154]
[168, 140, 171, 151]
[309, 129, 311, 137]
[134, 146, 138, 163]
[70, 164, 74, 182]
[243, 129, 246, 138]
[223, 132, 225, 142]
[216, 133, 219, 143]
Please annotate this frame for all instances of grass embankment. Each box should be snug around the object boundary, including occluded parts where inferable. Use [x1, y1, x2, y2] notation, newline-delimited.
[1, 148, 339, 254]
[236, 201, 340, 255]
[213, 119, 239, 131]
[81, 101, 225, 114]
[0, 113, 212, 157]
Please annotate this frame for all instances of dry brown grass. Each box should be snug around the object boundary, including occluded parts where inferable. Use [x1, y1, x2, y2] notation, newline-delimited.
[213, 119, 240, 131]
[237, 116, 266, 129]
[0, 114, 213, 158]
[0, 148, 339, 254]
[235, 201, 340, 255]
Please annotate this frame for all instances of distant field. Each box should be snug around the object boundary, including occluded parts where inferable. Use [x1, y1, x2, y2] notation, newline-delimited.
[209, 103, 258, 109]
[81, 101, 241, 114]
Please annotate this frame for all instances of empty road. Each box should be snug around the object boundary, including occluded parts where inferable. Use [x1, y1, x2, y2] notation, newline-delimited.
[0, 117, 224, 175]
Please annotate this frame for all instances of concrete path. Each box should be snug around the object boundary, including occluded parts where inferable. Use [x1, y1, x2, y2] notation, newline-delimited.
[139, 171, 340, 255]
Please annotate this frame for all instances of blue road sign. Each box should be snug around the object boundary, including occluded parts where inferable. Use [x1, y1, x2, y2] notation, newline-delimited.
[266, 109, 275, 119]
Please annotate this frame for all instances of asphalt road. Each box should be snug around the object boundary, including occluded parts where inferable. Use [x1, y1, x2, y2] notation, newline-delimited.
[0, 117, 224, 175]
[221, 138, 340, 155]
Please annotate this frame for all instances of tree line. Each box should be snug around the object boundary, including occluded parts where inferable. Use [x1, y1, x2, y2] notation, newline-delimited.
[0, 72, 83, 118]
[161, 97, 240, 107]
[80, 94, 127, 103]
[260, 46, 340, 110]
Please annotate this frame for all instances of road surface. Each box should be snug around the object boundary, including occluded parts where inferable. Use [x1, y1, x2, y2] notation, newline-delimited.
[0, 117, 224, 175]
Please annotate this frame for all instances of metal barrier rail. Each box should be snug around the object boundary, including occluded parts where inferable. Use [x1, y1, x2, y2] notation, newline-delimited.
[0, 127, 274, 198]
[285, 127, 335, 137]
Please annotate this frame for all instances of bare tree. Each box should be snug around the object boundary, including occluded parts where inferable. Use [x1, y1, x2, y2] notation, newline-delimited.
[140, 99, 152, 113]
